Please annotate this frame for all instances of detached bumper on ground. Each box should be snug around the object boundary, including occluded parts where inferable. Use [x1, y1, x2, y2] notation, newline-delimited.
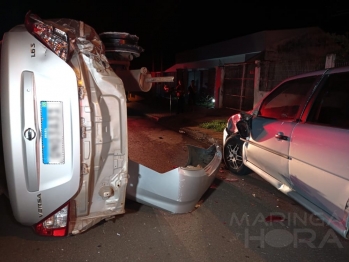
[126, 144, 222, 213]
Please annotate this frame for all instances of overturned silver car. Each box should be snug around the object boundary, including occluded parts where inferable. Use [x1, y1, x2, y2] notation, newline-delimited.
[0, 12, 222, 236]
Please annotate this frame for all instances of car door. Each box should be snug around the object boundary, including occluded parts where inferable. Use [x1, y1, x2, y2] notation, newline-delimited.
[245, 75, 321, 187]
[290, 70, 349, 221]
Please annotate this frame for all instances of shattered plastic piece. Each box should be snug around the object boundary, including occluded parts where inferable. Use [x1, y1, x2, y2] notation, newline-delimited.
[265, 215, 286, 222]
[225, 178, 239, 182]
[185, 165, 202, 170]
[194, 199, 204, 209]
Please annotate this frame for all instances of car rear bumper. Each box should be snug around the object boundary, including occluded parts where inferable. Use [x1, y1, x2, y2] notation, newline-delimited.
[126, 144, 222, 213]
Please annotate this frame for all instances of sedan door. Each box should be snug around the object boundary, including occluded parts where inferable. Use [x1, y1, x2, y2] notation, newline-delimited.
[244, 75, 321, 187]
[290, 70, 349, 222]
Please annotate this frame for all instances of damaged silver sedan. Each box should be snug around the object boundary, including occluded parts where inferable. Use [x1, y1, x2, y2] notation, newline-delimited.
[0, 12, 222, 236]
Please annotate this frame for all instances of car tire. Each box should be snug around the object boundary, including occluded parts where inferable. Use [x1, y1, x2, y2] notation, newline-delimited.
[223, 134, 250, 176]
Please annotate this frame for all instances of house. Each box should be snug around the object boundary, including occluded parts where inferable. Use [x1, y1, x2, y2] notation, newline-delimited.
[161, 27, 346, 111]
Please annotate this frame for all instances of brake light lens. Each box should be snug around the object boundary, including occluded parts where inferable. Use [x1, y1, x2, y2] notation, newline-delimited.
[34, 203, 69, 237]
[24, 11, 74, 62]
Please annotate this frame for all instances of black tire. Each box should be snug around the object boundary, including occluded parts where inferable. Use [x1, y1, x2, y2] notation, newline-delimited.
[223, 134, 250, 176]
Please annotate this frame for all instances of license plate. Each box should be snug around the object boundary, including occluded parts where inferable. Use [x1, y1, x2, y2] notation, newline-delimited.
[41, 101, 65, 164]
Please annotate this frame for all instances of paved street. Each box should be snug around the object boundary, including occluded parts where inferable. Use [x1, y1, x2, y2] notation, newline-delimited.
[1, 110, 349, 261]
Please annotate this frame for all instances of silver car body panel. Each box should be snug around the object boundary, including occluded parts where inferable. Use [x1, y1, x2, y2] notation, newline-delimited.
[245, 118, 296, 187]
[127, 144, 222, 213]
[289, 123, 349, 228]
[70, 49, 129, 234]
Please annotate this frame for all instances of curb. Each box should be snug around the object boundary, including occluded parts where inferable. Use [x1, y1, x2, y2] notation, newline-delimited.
[180, 127, 223, 149]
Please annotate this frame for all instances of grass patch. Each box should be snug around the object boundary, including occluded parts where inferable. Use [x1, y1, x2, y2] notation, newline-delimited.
[199, 119, 226, 132]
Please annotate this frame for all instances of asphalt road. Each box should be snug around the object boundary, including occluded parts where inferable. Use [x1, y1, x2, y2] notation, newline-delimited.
[0, 115, 349, 262]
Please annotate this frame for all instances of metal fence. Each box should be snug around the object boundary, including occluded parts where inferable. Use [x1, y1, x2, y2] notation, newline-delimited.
[258, 60, 325, 92]
[222, 60, 349, 111]
[222, 63, 255, 111]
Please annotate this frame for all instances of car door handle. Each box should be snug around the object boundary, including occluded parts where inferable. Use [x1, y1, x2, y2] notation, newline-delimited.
[275, 132, 289, 141]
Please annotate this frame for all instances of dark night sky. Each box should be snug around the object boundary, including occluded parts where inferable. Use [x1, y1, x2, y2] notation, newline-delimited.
[1, 0, 349, 71]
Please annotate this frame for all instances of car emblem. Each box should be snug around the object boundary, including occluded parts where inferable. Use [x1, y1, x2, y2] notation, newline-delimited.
[24, 128, 36, 141]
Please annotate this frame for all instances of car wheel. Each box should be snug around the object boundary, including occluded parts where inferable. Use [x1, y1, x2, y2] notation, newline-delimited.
[223, 134, 250, 176]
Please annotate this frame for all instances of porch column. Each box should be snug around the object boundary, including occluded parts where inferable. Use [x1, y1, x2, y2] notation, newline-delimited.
[253, 60, 261, 107]
[214, 66, 224, 109]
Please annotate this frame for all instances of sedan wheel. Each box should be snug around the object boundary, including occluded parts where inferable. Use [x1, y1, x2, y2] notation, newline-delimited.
[223, 135, 250, 175]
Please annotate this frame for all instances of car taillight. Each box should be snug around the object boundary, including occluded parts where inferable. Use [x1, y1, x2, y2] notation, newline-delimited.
[24, 11, 74, 62]
[34, 203, 69, 237]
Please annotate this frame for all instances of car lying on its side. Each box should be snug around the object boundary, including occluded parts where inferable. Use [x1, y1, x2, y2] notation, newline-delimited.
[223, 66, 349, 239]
[0, 12, 222, 236]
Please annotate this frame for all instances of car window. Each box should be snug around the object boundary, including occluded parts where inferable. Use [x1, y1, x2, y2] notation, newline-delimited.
[259, 76, 318, 120]
[307, 71, 349, 129]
